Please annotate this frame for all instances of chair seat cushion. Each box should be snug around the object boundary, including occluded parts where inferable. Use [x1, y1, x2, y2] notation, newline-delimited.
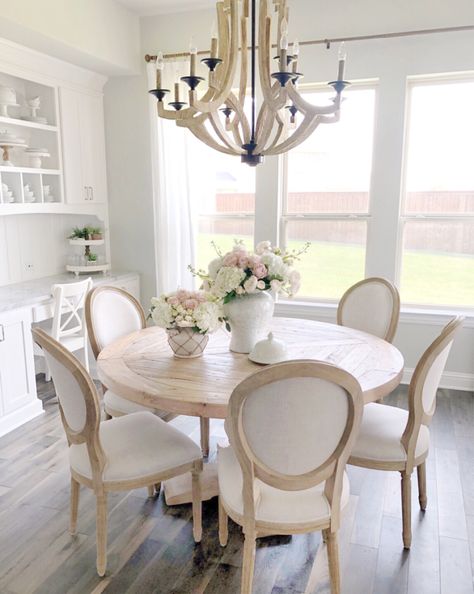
[104, 390, 155, 415]
[69, 412, 202, 483]
[350, 403, 430, 463]
[218, 445, 350, 526]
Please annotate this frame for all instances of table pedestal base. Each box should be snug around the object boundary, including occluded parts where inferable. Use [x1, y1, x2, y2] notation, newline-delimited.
[163, 463, 218, 505]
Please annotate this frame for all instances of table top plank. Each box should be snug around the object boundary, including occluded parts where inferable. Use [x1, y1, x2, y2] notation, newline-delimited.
[97, 318, 404, 418]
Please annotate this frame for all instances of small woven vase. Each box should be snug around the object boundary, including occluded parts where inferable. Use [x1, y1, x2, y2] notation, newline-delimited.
[166, 327, 209, 358]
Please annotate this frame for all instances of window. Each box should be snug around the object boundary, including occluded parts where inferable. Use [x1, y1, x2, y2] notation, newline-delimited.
[281, 85, 376, 300]
[400, 79, 474, 307]
[189, 138, 255, 271]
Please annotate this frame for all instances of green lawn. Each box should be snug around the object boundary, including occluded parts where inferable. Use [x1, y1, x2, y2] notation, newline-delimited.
[197, 234, 474, 307]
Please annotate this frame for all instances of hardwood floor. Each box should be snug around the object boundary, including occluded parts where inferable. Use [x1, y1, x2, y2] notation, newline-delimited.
[0, 378, 473, 593]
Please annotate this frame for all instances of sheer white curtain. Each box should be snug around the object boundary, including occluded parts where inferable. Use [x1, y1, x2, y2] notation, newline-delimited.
[147, 59, 197, 294]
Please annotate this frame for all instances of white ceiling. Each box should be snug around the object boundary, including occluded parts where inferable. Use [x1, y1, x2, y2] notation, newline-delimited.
[115, 0, 215, 16]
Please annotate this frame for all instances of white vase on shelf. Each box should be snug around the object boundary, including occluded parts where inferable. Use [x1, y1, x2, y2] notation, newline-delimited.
[223, 290, 274, 354]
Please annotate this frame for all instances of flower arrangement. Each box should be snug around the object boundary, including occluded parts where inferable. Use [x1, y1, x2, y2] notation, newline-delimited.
[150, 289, 222, 334]
[189, 240, 309, 304]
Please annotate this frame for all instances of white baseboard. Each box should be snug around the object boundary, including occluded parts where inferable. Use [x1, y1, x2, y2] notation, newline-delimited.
[402, 368, 474, 392]
[0, 399, 44, 438]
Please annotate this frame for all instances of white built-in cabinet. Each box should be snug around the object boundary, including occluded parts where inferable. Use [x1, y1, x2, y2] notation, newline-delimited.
[59, 88, 107, 204]
[0, 308, 42, 435]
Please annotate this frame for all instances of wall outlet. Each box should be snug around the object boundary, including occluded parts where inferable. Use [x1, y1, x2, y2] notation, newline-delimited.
[25, 263, 34, 272]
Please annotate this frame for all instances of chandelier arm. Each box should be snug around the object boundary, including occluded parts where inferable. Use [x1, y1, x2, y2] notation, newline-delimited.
[265, 111, 286, 151]
[209, 111, 246, 153]
[254, 81, 287, 153]
[225, 92, 251, 145]
[157, 101, 199, 120]
[187, 123, 240, 156]
[191, 0, 239, 114]
[258, 1, 287, 114]
[264, 114, 323, 155]
[287, 84, 341, 116]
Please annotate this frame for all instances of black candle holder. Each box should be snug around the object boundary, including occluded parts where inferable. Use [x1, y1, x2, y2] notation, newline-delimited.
[148, 88, 170, 102]
[328, 80, 351, 94]
[201, 57, 223, 72]
[285, 104, 298, 118]
[180, 75, 205, 91]
[271, 71, 297, 87]
[220, 107, 233, 118]
[291, 72, 303, 85]
[168, 101, 187, 111]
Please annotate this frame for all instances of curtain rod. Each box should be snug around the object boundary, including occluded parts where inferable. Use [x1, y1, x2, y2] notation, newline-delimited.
[144, 24, 474, 62]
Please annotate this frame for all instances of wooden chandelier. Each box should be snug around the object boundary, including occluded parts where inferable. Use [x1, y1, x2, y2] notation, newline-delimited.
[147, 0, 349, 166]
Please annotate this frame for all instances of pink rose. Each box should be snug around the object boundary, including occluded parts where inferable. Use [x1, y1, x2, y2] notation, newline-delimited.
[184, 298, 199, 310]
[167, 296, 180, 305]
[252, 262, 268, 279]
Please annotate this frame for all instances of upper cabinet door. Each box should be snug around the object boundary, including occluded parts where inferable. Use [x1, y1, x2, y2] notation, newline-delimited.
[59, 87, 107, 204]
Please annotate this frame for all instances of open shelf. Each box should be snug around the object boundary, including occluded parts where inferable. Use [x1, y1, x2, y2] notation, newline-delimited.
[66, 263, 110, 276]
[0, 167, 60, 175]
[0, 115, 57, 132]
[69, 238, 104, 246]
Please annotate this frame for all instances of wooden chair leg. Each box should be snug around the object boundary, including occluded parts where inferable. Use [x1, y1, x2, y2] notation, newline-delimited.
[417, 462, 427, 511]
[401, 471, 412, 549]
[200, 417, 210, 458]
[191, 470, 202, 543]
[218, 497, 229, 546]
[326, 531, 341, 594]
[70, 477, 80, 534]
[147, 485, 155, 498]
[241, 531, 256, 594]
[95, 493, 108, 577]
[45, 359, 51, 382]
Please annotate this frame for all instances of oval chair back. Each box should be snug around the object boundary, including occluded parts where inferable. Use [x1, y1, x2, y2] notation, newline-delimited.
[401, 316, 464, 471]
[226, 360, 363, 532]
[32, 327, 105, 482]
[337, 277, 400, 342]
[85, 286, 146, 359]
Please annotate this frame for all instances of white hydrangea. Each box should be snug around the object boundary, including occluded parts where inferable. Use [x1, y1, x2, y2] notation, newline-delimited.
[261, 252, 289, 279]
[208, 257, 223, 280]
[211, 266, 246, 298]
[151, 302, 174, 329]
[194, 301, 222, 333]
[255, 240, 272, 255]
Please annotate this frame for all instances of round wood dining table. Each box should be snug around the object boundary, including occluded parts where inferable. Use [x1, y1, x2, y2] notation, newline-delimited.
[97, 317, 404, 505]
[97, 317, 404, 418]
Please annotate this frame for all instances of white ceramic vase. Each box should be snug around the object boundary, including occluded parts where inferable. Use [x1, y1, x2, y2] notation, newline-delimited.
[167, 327, 209, 358]
[223, 291, 275, 354]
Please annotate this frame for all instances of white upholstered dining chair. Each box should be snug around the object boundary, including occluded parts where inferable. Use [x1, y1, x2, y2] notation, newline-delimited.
[36, 277, 93, 382]
[85, 285, 211, 458]
[337, 277, 400, 343]
[218, 360, 363, 594]
[32, 327, 203, 577]
[348, 316, 464, 549]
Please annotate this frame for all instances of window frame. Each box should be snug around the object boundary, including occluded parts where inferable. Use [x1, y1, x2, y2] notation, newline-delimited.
[397, 74, 474, 310]
[279, 80, 378, 303]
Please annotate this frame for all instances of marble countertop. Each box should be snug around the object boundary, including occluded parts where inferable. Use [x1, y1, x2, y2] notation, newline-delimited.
[0, 270, 139, 313]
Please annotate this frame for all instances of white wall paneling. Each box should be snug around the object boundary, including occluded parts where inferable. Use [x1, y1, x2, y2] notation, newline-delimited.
[0, 213, 105, 286]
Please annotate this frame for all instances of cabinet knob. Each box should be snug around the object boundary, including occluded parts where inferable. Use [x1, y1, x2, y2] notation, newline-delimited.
[0, 324, 4, 342]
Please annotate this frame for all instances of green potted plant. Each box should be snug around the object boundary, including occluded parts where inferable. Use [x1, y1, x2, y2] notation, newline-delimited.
[87, 252, 98, 264]
[89, 227, 103, 240]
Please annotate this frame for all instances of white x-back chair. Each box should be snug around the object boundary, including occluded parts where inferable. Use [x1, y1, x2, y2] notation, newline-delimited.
[32, 327, 203, 577]
[349, 316, 464, 549]
[337, 277, 400, 343]
[37, 277, 93, 381]
[218, 360, 363, 594]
